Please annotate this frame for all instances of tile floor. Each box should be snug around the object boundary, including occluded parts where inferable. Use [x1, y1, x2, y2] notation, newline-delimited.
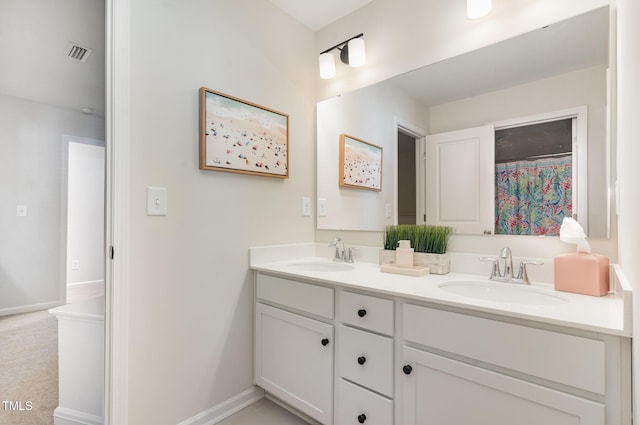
[217, 398, 310, 425]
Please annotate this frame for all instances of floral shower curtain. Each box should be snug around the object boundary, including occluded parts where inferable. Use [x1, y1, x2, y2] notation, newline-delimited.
[495, 155, 572, 236]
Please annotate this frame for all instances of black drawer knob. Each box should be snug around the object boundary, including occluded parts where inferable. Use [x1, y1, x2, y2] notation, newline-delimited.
[403, 364, 413, 375]
[321, 338, 329, 346]
[357, 309, 367, 317]
[357, 356, 367, 365]
[357, 413, 367, 423]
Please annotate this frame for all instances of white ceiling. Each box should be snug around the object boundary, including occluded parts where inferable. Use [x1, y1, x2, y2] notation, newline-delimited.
[0, 0, 105, 116]
[269, 0, 373, 31]
[389, 7, 609, 107]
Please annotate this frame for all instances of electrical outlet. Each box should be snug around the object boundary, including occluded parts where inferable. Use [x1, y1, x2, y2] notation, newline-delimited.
[71, 260, 80, 270]
[385, 203, 392, 218]
[302, 197, 311, 217]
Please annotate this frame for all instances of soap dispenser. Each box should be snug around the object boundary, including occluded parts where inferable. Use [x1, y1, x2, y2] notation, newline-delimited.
[395, 240, 414, 268]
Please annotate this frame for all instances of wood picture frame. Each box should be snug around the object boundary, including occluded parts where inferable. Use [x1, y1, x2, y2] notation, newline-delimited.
[339, 134, 382, 191]
[199, 87, 289, 178]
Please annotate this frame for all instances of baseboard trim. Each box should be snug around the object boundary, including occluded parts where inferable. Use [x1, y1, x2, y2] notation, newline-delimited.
[67, 280, 105, 287]
[53, 406, 103, 425]
[177, 386, 265, 425]
[0, 300, 63, 317]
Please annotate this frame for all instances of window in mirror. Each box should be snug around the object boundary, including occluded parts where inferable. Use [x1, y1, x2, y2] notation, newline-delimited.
[494, 118, 574, 236]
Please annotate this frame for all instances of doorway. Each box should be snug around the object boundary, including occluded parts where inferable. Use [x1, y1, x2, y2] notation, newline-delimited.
[396, 124, 427, 225]
[65, 136, 106, 303]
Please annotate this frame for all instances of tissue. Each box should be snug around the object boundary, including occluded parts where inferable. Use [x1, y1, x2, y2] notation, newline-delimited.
[554, 217, 609, 296]
[559, 217, 591, 253]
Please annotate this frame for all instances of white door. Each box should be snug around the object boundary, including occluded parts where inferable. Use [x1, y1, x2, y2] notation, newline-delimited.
[255, 303, 334, 424]
[401, 346, 604, 425]
[425, 124, 494, 234]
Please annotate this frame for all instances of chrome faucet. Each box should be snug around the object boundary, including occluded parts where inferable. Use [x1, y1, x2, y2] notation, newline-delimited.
[480, 247, 543, 284]
[329, 237, 354, 263]
[499, 247, 514, 280]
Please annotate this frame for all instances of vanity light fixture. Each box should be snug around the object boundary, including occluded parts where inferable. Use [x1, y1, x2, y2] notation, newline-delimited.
[467, 0, 492, 19]
[319, 33, 366, 79]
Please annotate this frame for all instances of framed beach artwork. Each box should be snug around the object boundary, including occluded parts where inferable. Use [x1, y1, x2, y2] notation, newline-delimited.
[199, 87, 289, 178]
[339, 134, 383, 191]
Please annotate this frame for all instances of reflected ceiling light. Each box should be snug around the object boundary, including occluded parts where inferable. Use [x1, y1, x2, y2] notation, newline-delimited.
[319, 33, 366, 79]
[467, 0, 492, 19]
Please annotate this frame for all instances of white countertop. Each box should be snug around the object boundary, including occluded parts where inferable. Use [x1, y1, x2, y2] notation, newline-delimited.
[250, 245, 632, 337]
[49, 295, 105, 322]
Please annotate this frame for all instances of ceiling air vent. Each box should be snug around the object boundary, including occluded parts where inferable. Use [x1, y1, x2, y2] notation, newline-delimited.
[66, 43, 93, 63]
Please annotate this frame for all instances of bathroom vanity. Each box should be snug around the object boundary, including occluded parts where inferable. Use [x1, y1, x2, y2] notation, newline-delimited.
[250, 244, 631, 425]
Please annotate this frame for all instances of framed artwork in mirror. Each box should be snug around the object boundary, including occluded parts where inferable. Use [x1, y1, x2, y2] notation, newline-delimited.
[199, 87, 289, 178]
[339, 134, 382, 191]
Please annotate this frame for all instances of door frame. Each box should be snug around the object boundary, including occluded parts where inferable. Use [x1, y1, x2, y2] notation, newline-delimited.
[104, 0, 130, 423]
[394, 118, 427, 225]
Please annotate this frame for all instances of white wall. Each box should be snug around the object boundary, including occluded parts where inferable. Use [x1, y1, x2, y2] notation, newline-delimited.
[67, 140, 105, 285]
[0, 94, 104, 316]
[317, 80, 428, 231]
[127, 0, 316, 423]
[615, 0, 640, 422]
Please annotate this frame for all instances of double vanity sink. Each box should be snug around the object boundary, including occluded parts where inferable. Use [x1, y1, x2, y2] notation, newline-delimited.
[251, 245, 631, 425]
[285, 259, 569, 307]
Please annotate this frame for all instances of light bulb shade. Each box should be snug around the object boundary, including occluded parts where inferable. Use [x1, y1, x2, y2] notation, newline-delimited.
[347, 38, 366, 67]
[467, 0, 492, 19]
[319, 52, 336, 79]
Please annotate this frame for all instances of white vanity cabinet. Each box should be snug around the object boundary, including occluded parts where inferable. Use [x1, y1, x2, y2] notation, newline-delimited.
[253, 266, 630, 425]
[336, 291, 395, 425]
[255, 274, 335, 424]
[400, 304, 629, 425]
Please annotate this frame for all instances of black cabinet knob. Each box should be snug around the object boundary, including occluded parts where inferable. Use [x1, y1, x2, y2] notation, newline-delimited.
[403, 364, 413, 375]
[357, 413, 367, 423]
[357, 309, 367, 317]
[357, 356, 367, 365]
[321, 338, 329, 346]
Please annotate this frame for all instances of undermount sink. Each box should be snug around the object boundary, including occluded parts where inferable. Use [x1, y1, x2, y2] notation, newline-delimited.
[286, 260, 355, 272]
[438, 281, 569, 305]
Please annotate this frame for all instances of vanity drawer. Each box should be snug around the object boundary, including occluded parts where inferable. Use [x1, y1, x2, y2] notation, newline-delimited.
[403, 304, 605, 394]
[339, 291, 394, 336]
[338, 325, 393, 397]
[256, 274, 334, 319]
[336, 379, 393, 425]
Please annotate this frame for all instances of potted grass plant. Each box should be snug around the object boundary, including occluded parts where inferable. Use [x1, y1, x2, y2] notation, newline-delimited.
[381, 224, 452, 274]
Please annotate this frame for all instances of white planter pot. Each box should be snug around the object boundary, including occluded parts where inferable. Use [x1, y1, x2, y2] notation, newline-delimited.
[379, 249, 450, 275]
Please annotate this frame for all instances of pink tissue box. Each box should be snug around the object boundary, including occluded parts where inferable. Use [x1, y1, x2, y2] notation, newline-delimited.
[554, 253, 609, 297]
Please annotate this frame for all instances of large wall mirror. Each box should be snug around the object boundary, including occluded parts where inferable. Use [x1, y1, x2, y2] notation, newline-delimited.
[317, 6, 613, 238]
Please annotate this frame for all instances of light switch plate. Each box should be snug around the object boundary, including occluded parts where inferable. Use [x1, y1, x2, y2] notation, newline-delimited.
[147, 187, 167, 216]
[16, 205, 27, 217]
[302, 197, 311, 217]
[318, 198, 327, 217]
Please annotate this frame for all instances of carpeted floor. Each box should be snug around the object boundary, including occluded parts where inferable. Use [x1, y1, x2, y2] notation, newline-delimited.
[0, 310, 58, 425]
[0, 284, 104, 425]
